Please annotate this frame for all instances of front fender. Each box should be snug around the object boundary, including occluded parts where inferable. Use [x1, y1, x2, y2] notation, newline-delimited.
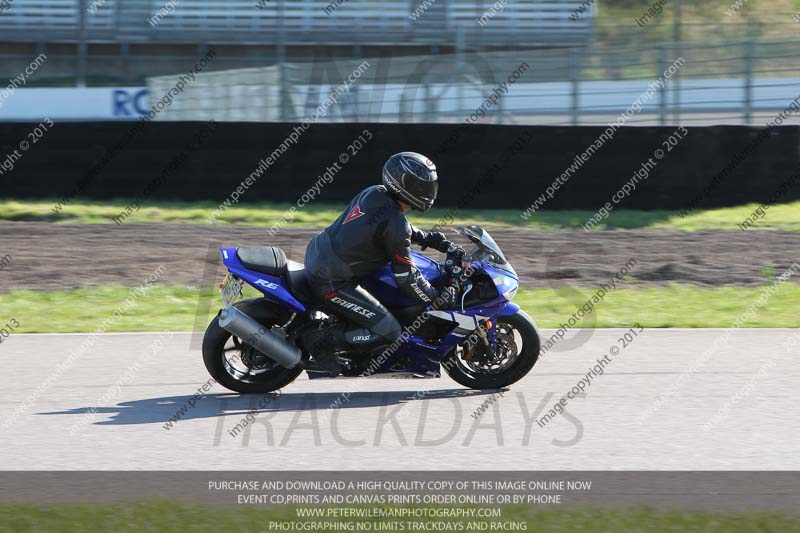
[497, 301, 520, 316]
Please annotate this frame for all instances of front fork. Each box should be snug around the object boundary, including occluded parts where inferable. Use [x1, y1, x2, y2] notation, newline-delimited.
[463, 317, 497, 362]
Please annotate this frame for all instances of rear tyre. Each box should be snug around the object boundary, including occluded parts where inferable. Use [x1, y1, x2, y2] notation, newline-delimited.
[443, 310, 540, 390]
[202, 299, 303, 394]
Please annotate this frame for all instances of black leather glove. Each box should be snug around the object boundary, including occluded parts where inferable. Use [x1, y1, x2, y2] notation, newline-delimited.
[422, 231, 450, 253]
[437, 283, 461, 310]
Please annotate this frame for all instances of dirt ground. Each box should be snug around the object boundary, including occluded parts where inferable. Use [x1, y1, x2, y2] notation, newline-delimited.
[1, 222, 798, 292]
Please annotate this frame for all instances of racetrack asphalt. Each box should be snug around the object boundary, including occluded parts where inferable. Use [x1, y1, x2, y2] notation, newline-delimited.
[1, 329, 797, 470]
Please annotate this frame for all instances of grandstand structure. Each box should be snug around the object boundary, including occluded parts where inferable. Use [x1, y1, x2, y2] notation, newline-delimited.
[0, 0, 593, 45]
[2, 1, 799, 125]
[0, 0, 594, 84]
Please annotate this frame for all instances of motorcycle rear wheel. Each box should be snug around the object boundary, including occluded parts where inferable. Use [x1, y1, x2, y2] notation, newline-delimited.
[202, 299, 303, 394]
[443, 309, 540, 390]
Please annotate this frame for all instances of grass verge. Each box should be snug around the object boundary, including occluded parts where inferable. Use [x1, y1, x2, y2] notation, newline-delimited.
[2, 283, 799, 333]
[0, 502, 798, 533]
[2, 198, 800, 232]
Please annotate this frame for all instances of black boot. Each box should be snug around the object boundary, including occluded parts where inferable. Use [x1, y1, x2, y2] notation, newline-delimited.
[338, 329, 398, 372]
[301, 325, 346, 376]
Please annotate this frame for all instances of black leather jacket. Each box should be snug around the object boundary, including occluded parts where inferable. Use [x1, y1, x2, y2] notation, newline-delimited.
[305, 185, 439, 303]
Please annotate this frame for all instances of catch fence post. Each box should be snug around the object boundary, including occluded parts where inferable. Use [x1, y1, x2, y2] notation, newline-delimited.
[743, 39, 754, 125]
[569, 48, 581, 126]
[77, 0, 88, 87]
[658, 44, 667, 127]
[456, 24, 465, 121]
[277, 0, 290, 121]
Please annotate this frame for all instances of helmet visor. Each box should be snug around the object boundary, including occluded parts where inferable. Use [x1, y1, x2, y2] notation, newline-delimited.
[403, 173, 438, 211]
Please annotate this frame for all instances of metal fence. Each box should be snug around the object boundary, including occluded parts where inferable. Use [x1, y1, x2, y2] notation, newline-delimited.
[3, 1, 800, 125]
[147, 39, 800, 126]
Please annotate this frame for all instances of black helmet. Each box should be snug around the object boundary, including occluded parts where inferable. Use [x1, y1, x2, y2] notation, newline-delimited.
[382, 152, 438, 212]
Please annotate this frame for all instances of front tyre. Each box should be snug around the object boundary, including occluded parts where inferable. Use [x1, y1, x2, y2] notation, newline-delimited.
[202, 299, 303, 394]
[443, 310, 540, 390]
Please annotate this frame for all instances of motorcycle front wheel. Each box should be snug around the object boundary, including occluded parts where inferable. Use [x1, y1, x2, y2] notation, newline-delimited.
[443, 309, 540, 390]
[202, 299, 304, 394]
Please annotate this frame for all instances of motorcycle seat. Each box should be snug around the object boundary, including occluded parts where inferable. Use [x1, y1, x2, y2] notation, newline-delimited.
[285, 260, 316, 305]
[236, 246, 287, 276]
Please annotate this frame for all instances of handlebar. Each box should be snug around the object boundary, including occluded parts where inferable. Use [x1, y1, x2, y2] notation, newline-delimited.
[443, 244, 465, 276]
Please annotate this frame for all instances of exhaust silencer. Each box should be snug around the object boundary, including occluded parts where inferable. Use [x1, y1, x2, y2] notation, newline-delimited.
[218, 306, 301, 368]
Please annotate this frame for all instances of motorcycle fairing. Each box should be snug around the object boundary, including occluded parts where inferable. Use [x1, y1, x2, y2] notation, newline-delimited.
[363, 250, 446, 307]
[220, 242, 521, 378]
[220, 247, 308, 313]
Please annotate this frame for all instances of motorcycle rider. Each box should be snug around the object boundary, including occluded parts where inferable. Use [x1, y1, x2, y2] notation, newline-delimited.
[303, 152, 461, 374]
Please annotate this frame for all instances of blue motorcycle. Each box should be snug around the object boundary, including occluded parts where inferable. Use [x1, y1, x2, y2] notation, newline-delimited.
[202, 225, 541, 393]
